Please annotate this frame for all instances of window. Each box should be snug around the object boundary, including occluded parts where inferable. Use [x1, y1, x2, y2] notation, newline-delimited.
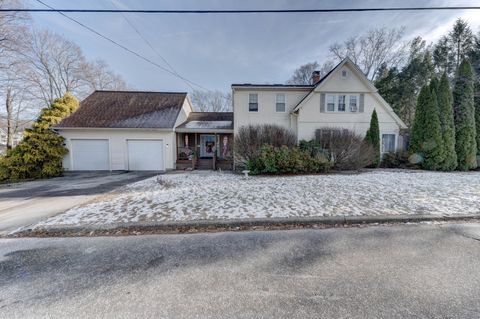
[382, 134, 396, 153]
[349, 95, 358, 112]
[276, 93, 286, 112]
[248, 93, 258, 112]
[342, 70, 347, 78]
[338, 95, 346, 112]
[326, 94, 335, 112]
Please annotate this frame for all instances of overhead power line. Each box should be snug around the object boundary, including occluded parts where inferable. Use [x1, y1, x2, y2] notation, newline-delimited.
[108, 0, 196, 91]
[34, 0, 210, 91]
[1, 6, 480, 13]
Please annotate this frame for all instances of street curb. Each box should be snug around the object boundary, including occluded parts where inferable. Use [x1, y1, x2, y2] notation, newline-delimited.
[7, 213, 480, 237]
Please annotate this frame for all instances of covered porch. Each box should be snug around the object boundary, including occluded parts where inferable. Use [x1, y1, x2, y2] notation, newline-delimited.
[175, 112, 234, 170]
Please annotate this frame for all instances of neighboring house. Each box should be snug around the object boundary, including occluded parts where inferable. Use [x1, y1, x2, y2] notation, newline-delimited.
[56, 58, 406, 171]
[55, 91, 233, 171]
[0, 124, 27, 154]
[232, 57, 407, 154]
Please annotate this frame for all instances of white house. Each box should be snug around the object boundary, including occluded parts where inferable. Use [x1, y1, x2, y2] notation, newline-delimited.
[232, 57, 407, 154]
[56, 58, 406, 171]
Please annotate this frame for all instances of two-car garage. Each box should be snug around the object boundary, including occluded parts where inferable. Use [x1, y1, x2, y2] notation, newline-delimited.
[69, 138, 165, 171]
[53, 90, 190, 172]
[64, 133, 172, 171]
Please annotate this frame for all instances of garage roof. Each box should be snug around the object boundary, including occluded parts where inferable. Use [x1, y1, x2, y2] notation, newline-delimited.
[55, 91, 188, 129]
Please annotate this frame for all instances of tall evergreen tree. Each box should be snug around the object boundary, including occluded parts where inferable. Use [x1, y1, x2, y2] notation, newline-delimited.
[453, 59, 477, 170]
[476, 86, 480, 155]
[0, 93, 79, 180]
[365, 109, 380, 167]
[438, 73, 458, 170]
[429, 77, 439, 95]
[422, 83, 444, 170]
[409, 86, 428, 156]
[449, 19, 474, 70]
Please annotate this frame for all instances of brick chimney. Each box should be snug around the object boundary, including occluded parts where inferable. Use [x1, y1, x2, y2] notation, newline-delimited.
[311, 71, 321, 85]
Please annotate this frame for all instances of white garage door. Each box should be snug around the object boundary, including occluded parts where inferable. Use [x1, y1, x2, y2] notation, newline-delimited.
[127, 139, 164, 171]
[71, 139, 110, 170]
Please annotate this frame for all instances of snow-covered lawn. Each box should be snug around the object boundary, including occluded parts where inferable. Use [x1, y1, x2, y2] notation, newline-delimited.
[34, 170, 480, 227]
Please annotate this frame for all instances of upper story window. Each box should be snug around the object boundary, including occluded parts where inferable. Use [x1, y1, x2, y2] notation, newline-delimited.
[338, 95, 346, 112]
[325, 93, 359, 113]
[349, 95, 357, 112]
[326, 94, 335, 112]
[248, 93, 258, 112]
[342, 70, 347, 78]
[275, 93, 286, 112]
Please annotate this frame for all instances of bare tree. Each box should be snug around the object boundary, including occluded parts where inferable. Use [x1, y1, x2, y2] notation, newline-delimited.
[190, 90, 232, 112]
[286, 61, 334, 85]
[21, 29, 87, 105]
[329, 27, 408, 81]
[0, 0, 27, 68]
[286, 61, 319, 85]
[82, 59, 127, 92]
[0, 0, 31, 149]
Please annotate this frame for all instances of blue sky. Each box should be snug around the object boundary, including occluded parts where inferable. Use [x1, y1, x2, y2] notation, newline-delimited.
[27, 0, 480, 93]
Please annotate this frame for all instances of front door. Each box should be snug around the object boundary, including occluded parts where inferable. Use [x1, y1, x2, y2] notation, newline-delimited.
[200, 134, 216, 158]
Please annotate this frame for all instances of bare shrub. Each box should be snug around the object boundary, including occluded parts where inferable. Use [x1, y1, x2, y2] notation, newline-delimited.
[315, 128, 375, 170]
[234, 124, 297, 164]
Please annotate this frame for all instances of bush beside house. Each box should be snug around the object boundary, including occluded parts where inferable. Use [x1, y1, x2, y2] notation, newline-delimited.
[234, 124, 296, 166]
[0, 93, 79, 181]
[314, 128, 375, 170]
[247, 145, 330, 175]
[234, 124, 331, 175]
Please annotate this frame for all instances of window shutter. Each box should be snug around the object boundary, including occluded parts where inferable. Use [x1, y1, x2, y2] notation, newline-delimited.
[359, 94, 365, 113]
[320, 93, 326, 113]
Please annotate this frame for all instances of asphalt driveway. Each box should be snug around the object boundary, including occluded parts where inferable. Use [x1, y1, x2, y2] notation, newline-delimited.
[1, 223, 480, 318]
[0, 172, 156, 234]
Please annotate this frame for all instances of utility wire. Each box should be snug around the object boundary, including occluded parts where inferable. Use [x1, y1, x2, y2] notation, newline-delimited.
[34, 0, 210, 91]
[108, 0, 196, 91]
[2, 6, 480, 13]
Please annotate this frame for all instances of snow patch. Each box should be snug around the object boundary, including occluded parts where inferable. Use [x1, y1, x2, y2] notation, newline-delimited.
[33, 170, 480, 227]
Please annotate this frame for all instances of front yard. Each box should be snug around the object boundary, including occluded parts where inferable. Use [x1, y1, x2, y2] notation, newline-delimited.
[32, 170, 480, 227]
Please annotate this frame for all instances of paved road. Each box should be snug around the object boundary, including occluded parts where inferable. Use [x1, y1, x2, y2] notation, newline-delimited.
[0, 172, 156, 234]
[1, 223, 480, 318]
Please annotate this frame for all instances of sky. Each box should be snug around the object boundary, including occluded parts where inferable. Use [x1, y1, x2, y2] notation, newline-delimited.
[25, 0, 480, 93]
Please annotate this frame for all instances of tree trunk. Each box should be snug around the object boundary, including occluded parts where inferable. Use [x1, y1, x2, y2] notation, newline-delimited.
[5, 88, 13, 150]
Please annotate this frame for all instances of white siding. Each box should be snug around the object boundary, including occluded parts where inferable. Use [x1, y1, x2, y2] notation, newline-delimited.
[297, 92, 400, 143]
[232, 62, 404, 151]
[233, 89, 309, 135]
[59, 129, 176, 171]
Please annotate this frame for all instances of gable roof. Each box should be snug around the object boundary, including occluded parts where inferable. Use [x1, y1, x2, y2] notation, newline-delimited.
[291, 58, 407, 129]
[231, 84, 314, 89]
[176, 112, 233, 131]
[55, 91, 187, 129]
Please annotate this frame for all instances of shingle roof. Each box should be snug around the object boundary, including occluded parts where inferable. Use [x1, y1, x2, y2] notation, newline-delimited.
[231, 83, 314, 88]
[55, 91, 187, 129]
[176, 112, 233, 130]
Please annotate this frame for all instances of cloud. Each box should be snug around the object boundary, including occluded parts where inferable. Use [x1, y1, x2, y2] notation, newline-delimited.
[29, 0, 480, 92]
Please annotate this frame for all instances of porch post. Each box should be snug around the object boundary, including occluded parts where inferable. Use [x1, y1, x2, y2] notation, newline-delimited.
[193, 133, 197, 169]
